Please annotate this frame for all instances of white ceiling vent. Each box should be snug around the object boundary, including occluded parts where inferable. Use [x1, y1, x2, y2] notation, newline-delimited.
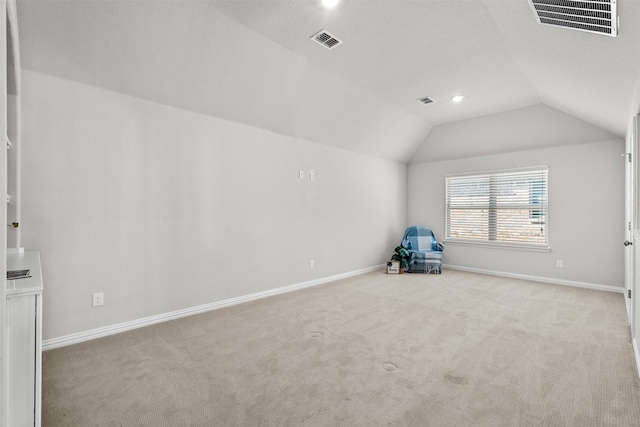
[417, 96, 435, 105]
[528, 0, 617, 37]
[311, 30, 343, 49]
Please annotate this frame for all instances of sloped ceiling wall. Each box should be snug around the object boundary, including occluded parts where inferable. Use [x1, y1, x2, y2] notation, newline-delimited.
[16, 1, 431, 163]
[482, 0, 640, 137]
[15, 1, 640, 164]
[411, 104, 620, 164]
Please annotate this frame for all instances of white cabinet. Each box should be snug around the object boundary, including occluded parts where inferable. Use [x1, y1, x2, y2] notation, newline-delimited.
[6, 250, 42, 427]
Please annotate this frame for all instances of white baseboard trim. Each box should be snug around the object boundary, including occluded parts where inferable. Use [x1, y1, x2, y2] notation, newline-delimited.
[443, 264, 624, 294]
[42, 264, 384, 351]
[634, 338, 640, 380]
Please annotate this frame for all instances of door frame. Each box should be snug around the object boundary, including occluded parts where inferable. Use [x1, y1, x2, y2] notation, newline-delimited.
[625, 116, 636, 333]
[631, 115, 640, 377]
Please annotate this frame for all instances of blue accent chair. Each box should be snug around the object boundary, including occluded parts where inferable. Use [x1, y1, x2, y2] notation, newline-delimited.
[401, 226, 443, 274]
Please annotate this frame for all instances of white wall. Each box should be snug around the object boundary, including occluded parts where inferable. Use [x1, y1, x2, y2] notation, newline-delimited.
[20, 70, 407, 341]
[408, 140, 625, 287]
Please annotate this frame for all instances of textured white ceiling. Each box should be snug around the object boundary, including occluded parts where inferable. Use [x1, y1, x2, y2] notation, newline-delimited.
[15, 0, 640, 163]
[207, 0, 542, 124]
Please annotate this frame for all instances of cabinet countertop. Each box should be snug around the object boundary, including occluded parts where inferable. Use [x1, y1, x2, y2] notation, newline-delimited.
[7, 250, 43, 298]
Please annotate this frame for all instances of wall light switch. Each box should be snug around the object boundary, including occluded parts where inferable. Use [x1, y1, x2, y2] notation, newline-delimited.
[309, 260, 315, 269]
[309, 170, 315, 181]
[299, 171, 304, 179]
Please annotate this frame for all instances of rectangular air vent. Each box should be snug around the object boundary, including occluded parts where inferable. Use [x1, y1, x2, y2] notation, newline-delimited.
[528, 0, 617, 37]
[311, 30, 343, 49]
[417, 96, 435, 105]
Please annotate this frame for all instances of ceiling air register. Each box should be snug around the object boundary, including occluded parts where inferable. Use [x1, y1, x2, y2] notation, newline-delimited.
[417, 96, 435, 105]
[528, 0, 618, 37]
[311, 30, 343, 49]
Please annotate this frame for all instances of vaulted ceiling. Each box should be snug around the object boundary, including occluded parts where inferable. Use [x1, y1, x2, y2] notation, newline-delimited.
[16, 0, 640, 163]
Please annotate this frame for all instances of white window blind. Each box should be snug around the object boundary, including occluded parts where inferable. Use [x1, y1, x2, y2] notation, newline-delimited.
[445, 167, 548, 249]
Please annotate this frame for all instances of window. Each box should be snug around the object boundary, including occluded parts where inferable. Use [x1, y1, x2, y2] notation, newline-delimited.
[445, 167, 549, 250]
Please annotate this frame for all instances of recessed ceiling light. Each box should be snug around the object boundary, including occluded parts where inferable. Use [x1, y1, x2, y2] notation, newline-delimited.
[451, 95, 464, 103]
[321, 0, 341, 9]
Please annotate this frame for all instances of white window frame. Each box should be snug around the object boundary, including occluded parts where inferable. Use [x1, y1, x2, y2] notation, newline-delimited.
[445, 166, 550, 252]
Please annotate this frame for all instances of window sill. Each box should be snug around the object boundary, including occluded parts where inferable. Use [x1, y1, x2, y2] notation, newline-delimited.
[443, 239, 551, 253]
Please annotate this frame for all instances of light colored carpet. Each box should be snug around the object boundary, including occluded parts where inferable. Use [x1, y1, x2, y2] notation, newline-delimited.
[42, 269, 640, 426]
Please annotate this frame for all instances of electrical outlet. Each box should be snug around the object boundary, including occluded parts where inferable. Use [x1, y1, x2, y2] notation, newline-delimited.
[556, 260, 563, 268]
[92, 292, 104, 307]
[309, 260, 315, 269]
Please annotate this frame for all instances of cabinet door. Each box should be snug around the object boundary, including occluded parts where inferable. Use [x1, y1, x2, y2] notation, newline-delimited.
[7, 294, 36, 427]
